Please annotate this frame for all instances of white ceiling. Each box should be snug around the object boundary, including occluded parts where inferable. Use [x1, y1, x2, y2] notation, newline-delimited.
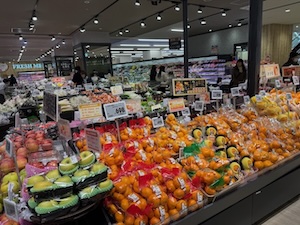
[0, 0, 299, 62]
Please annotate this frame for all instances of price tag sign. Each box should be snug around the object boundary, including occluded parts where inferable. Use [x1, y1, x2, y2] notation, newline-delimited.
[243, 95, 250, 104]
[85, 128, 101, 152]
[292, 76, 299, 85]
[230, 87, 241, 97]
[259, 90, 266, 97]
[43, 91, 59, 121]
[78, 103, 103, 121]
[84, 83, 94, 91]
[65, 86, 71, 91]
[211, 90, 223, 100]
[286, 93, 292, 101]
[168, 98, 185, 113]
[275, 79, 281, 88]
[5, 138, 13, 157]
[3, 198, 19, 221]
[151, 104, 162, 112]
[194, 101, 204, 111]
[181, 107, 191, 116]
[103, 101, 128, 120]
[14, 112, 21, 129]
[74, 111, 80, 121]
[256, 94, 262, 102]
[152, 117, 164, 128]
[57, 119, 72, 140]
[110, 85, 123, 96]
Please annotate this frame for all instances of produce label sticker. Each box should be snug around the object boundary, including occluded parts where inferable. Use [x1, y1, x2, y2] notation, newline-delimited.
[151, 104, 162, 112]
[110, 85, 123, 96]
[5, 137, 13, 157]
[84, 83, 94, 91]
[78, 102, 103, 121]
[3, 198, 18, 221]
[168, 98, 185, 112]
[243, 95, 250, 104]
[57, 119, 72, 140]
[152, 117, 164, 128]
[292, 76, 300, 85]
[103, 101, 128, 120]
[181, 107, 191, 116]
[275, 80, 281, 88]
[211, 90, 223, 100]
[194, 101, 204, 111]
[230, 87, 241, 97]
[85, 128, 101, 153]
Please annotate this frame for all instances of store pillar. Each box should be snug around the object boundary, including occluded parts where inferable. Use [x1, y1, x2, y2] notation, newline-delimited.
[261, 24, 293, 66]
[247, 0, 263, 97]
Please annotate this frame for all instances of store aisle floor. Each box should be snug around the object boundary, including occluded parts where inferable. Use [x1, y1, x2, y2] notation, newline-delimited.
[261, 197, 300, 225]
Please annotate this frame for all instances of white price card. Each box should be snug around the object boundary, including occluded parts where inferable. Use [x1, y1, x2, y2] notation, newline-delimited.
[259, 90, 266, 97]
[85, 128, 101, 153]
[256, 94, 262, 102]
[211, 90, 223, 100]
[74, 111, 80, 121]
[152, 117, 164, 128]
[275, 79, 281, 88]
[230, 87, 241, 97]
[286, 93, 292, 101]
[110, 85, 123, 96]
[84, 83, 94, 91]
[243, 95, 250, 104]
[5, 138, 13, 157]
[292, 76, 300, 85]
[3, 198, 19, 221]
[103, 101, 128, 120]
[194, 101, 204, 111]
[181, 107, 191, 116]
[151, 104, 162, 111]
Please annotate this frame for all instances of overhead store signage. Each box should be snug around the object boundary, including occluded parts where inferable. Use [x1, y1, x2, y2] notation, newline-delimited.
[169, 37, 182, 50]
[172, 78, 207, 96]
[168, 98, 185, 112]
[259, 64, 280, 79]
[12, 63, 43, 71]
[78, 102, 103, 121]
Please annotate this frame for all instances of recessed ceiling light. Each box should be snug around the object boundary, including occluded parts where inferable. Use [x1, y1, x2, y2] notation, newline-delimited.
[229, 24, 232, 27]
[120, 44, 151, 47]
[171, 28, 184, 32]
[32, 11, 37, 21]
[119, 30, 123, 35]
[198, 7, 203, 14]
[175, 4, 180, 11]
[51, 36, 56, 41]
[80, 27, 86, 32]
[285, 9, 291, 13]
[209, 29, 212, 32]
[237, 22, 242, 26]
[135, 0, 141, 6]
[94, 18, 99, 24]
[187, 24, 191, 29]
[62, 39, 66, 44]
[22, 46, 25, 49]
[222, 12, 227, 16]
[201, 19, 207, 25]
[19, 35, 23, 41]
[156, 13, 162, 21]
[141, 21, 146, 28]
[125, 29, 130, 33]
[296, 25, 299, 28]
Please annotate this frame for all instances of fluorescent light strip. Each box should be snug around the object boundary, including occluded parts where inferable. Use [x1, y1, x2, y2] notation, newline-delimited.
[111, 48, 134, 50]
[138, 39, 169, 42]
[153, 44, 169, 47]
[120, 44, 151, 47]
[171, 29, 184, 32]
[137, 48, 160, 51]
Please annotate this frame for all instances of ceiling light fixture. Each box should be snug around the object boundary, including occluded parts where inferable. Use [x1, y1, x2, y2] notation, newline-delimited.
[119, 30, 123, 35]
[22, 46, 25, 49]
[138, 38, 168, 42]
[80, 27, 86, 32]
[120, 44, 151, 47]
[197, 7, 203, 14]
[209, 29, 212, 32]
[125, 29, 130, 33]
[296, 25, 299, 28]
[32, 10, 37, 21]
[51, 36, 56, 41]
[94, 17, 99, 24]
[285, 9, 291, 13]
[221, 11, 227, 16]
[175, 4, 180, 11]
[56, 45, 60, 49]
[187, 24, 191, 29]
[171, 28, 184, 32]
[237, 21, 242, 26]
[156, 13, 162, 21]
[86, 45, 90, 48]
[62, 39, 66, 44]
[201, 19, 207, 25]
[229, 24, 232, 27]
[135, 0, 141, 6]
[23, 40, 27, 45]
[19, 35, 23, 41]
[140, 21, 146, 28]
[29, 21, 34, 28]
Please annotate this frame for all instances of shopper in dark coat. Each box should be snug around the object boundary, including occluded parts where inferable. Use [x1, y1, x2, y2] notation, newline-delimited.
[282, 51, 299, 67]
[72, 66, 84, 86]
[150, 65, 157, 81]
[9, 74, 17, 86]
[230, 59, 247, 87]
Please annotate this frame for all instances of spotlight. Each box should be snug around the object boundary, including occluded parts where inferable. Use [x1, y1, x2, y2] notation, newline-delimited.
[62, 39, 66, 45]
[141, 21, 146, 28]
[197, 7, 203, 14]
[51, 36, 56, 41]
[119, 30, 123, 35]
[222, 12, 227, 16]
[135, 0, 141, 6]
[23, 40, 27, 45]
[32, 11, 37, 21]
[80, 27, 86, 32]
[22, 46, 25, 49]
[187, 24, 191, 29]
[209, 29, 212, 32]
[125, 29, 130, 33]
[175, 5, 180, 11]
[237, 22, 242, 26]
[94, 18, 99, 24]
[156, 13, 162, 21]
[201, 19, 206, 25]
[19, 35, 23, 41]
[229, 24, 232, 27]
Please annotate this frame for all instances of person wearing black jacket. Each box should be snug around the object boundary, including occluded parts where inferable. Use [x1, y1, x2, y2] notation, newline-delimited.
[230, 59, 247, 88]
[282, 51, 299, 67]
[72, 66, 84, 86]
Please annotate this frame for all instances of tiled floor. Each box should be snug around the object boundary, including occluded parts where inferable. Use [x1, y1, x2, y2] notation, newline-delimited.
[261, 197, 300, 225]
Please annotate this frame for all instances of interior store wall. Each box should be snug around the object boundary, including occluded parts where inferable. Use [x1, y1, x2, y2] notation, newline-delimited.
[261, 24, 293, 66]
[188, 25, 249, 58]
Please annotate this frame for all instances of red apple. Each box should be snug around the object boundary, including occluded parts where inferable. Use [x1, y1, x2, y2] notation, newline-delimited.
[16, 156, 27, 170]
[35, 131, 45, 138]
[0, 158, 15, 174]
[16, 147, 27, 157]
[26, 141, 39, 152]
[14, 141, 22, 149]
[36, 137, 44, 144]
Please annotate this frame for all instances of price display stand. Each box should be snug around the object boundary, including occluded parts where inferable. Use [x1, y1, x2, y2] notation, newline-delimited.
[292, 75, 299, 92]
[211, 90, 223, 113]
[194, 101, 204, 116]
[230, 87, 242, 110]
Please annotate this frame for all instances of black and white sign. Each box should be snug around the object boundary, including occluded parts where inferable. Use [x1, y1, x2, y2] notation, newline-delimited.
[230, 87, 241, 97]
[275, 79, 281, 88]
[292, 76, 300, 85]
[194, 101, 204, 111]
[286, 93, 292, 101]
[259, 90, 266, 97]
[43, 91, 59, 121]
[211, 90, 223, 100]
[3, 198, 19, 221]
[256, 94, 262, 102]
[169, 37, 182, 50]
[152, 117, 164, 128]
[181, 107, 191, 116]
[5, 138, 13, 157]
[103, 101, 128, 120]
[243, 95, 250, 104]
[84, 83, 94, 91]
